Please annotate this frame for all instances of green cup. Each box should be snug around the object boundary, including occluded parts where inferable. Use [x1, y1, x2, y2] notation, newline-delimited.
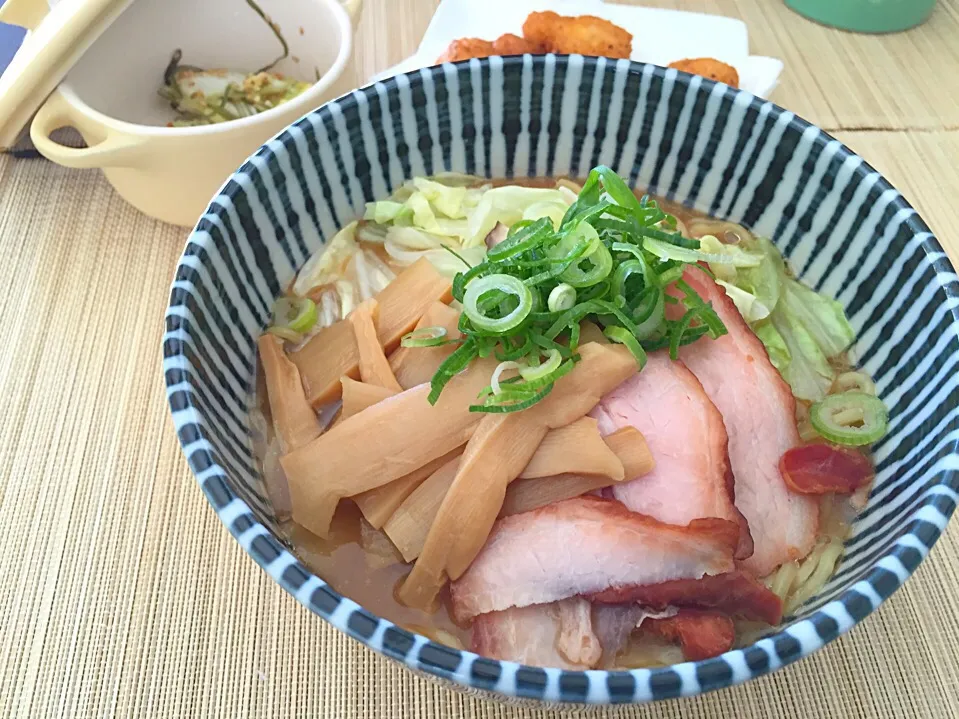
[785, 0, 936, 33]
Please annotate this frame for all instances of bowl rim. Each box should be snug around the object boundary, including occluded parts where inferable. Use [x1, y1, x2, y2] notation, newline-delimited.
[57, 0, 354, 137]
[163, 55, 959, 705]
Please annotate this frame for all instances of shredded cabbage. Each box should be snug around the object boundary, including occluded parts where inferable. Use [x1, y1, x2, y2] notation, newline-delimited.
[361, 177, 577, 277]
[363, 201, 410, 225]
[780, 278, 855, 358]
[717, 280, 774, 323]
[718, 235, 855, 401]
[645, 234, 764, 267]
[754, 323, 790, 373]
[770, 307, 835, 401]
[466, 187, 574, 247]
[412, 177, 469, 218]
[292, 221, 358, 296]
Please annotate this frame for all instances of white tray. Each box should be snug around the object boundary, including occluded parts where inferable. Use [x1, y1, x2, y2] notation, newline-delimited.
[369, 0, 783, 99]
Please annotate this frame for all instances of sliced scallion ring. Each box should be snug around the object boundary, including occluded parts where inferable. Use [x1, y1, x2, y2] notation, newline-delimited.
[463, 273, 533, 334]
[490, 360, 523, 395]
[548, 222, 612, 288]
[520, 349, 562, 382]
[401, 326, 449, 348]
[834, 371, 876, 396]
[563, 241, 613, 288]
[631, 288, 665, 340]
[809, 391, 888, 446]
[272, 296, 317, 334]
[469, 384, 554, 413]
[547, 283, 577, 312]
[611, 260, 647, 299]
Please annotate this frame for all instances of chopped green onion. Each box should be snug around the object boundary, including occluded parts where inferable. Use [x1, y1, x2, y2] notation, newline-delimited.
[637, 224, 700, 249]
[593, 166, 644, 215]
[428, 337, 477, 405]
[487, 217, 552, 261]
[469, 384, 553, 413]
[632, 287, 666, 340]
[560, 235, 613, 288]
[668, 310, 697, 360]
[809, 391, 888, 446]
[548, 283, 577, 312]
[491, 360, 523, 395]
[530, 331, 575, 358]
[463, 274, 534, 334]
[272, 297, 317, 334]
[267, 326, 303, 343]
[569, 321, 581, 352]
[676, 279, 727, 339]
[452, 262, 492, 303]
[656, 263, 685, 287]
[604, 326, 647, 370]
[520, 349, 562, 382]
[401, 326, 449, 348]
[409, 166, 757, 412]
[612, 260, 648, 299]
[495, 333, 534, 361]
[834, 371, 876, 396]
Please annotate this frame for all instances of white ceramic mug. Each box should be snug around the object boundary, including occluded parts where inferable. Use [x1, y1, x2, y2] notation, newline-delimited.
[30, 0, 362, 227]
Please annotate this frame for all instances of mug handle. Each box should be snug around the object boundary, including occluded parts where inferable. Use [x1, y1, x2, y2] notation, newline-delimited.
[339, 0, 363, 24]
[30, 90, 145, 169]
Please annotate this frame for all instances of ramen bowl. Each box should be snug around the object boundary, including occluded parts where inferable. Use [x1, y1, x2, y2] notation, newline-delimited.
[163, 56, 959, 704]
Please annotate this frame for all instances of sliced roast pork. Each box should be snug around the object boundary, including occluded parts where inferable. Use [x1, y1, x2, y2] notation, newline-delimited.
[591, 570, 782, 625]
[450, 496, 740, 623]
[675, 269, 818, 577]
[590, 351, 752, 559]
[642, 609, 736, 661]
[472, 598, 602, 669]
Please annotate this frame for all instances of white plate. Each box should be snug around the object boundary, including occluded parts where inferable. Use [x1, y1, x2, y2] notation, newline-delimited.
[369, 0, 783, 99]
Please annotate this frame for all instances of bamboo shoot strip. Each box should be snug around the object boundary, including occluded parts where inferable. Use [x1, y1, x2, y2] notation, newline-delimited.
[501, 427, 655, 518]
[257, 335, 322, 452]
[354, 448, 463, 529]
[387, 425, 652, 561]
[350, 299, 403, 392]
[347, 304, 469, 528]
[519, 417, 623, 481]
[290, 258, 453, 407]
[282, 355, 499, 538]
[398, 343, 637, 610]
[384, 454, 463, 562]
[340, 377, 396, 418]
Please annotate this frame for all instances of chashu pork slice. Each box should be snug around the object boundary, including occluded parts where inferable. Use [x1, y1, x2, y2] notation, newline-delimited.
[590, 351, 753, 559]
[450, 496, 739, 623]
[673, 269, 818, 577]
[471, 598, 602, 669]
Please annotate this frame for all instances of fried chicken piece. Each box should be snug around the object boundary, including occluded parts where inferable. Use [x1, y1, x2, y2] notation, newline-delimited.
[523, 11, 632, 59]
[668, 58, 739, 88]
[492, 33, 544, 56]
[522, 11, 562, 50]
[436, 38, 495, 64]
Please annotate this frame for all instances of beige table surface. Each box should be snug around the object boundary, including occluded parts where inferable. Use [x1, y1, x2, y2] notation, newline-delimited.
[2, 1, 959, 717]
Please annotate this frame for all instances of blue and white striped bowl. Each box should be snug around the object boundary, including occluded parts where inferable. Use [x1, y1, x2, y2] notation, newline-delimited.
[163, 55, 959, 705]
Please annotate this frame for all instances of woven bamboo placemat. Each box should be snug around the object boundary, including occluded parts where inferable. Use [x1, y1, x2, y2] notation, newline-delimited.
[2, 2, 959, 717]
